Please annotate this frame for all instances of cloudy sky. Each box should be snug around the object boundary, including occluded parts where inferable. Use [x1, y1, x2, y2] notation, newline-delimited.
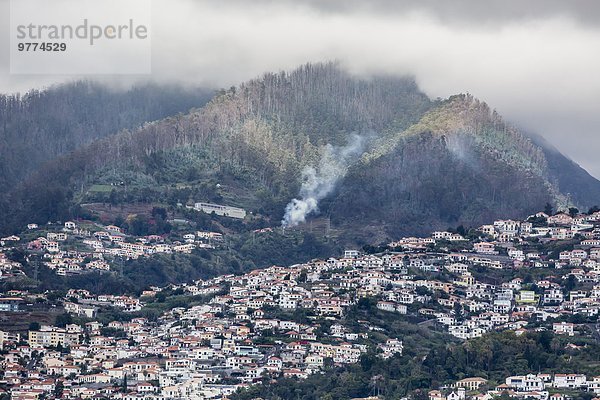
[1, 0, 599, 177]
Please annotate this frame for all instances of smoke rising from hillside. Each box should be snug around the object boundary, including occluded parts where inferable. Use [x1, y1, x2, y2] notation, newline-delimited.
[282, 135, 366, 227]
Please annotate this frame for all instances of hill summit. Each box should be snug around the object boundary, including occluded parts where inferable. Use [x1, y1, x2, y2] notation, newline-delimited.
[1, 63, 599, 242]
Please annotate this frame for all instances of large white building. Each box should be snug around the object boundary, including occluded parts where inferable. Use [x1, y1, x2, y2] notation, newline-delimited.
[505, 374, 545, 392]
[193, 202, 246, 219]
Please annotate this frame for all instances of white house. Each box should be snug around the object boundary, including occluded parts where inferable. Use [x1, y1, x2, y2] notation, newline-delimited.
[505, 374, 545, 391]
[553, 322, 575, 336]
[553, 374, 586, 389]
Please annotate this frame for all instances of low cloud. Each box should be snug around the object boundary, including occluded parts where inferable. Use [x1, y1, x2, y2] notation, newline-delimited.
[1, 0, 599, 176]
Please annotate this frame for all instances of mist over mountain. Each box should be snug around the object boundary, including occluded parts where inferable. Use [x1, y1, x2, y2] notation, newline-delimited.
[0, 63, 598, 242]
[0, 81, 213, 190]
[526, 132, 600, 209]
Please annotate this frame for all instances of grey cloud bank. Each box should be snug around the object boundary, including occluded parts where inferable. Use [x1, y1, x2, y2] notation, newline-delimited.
[253, 0, 600, 27]
[1, 0, 599, 177]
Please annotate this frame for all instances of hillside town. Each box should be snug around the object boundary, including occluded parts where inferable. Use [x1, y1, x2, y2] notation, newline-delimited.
[3, 207, 600, 399]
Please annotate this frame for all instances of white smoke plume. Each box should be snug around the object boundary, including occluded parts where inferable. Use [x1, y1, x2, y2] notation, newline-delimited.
[282, 134, 366, 227]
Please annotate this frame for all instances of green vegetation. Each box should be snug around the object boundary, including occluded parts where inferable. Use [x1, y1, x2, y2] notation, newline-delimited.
[78, 290, 218, 324]
[233, 330, 600, 400]
[88, 184, 114, 193]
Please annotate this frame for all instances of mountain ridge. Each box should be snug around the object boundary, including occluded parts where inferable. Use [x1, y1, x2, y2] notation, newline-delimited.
[0, 63, 598, 242]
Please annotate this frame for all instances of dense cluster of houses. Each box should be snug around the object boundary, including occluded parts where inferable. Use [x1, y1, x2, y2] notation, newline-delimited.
[1, 222, 225, 277]
[0, 262, 392, 399]
[2, 209, 600, 398]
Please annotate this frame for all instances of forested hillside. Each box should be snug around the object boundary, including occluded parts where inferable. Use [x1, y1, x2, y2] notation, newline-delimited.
[329, 95, 562, 240]
[0, 81, 212, 190]
[1, 63, 599, 242]
[0, 63, 433, 234]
